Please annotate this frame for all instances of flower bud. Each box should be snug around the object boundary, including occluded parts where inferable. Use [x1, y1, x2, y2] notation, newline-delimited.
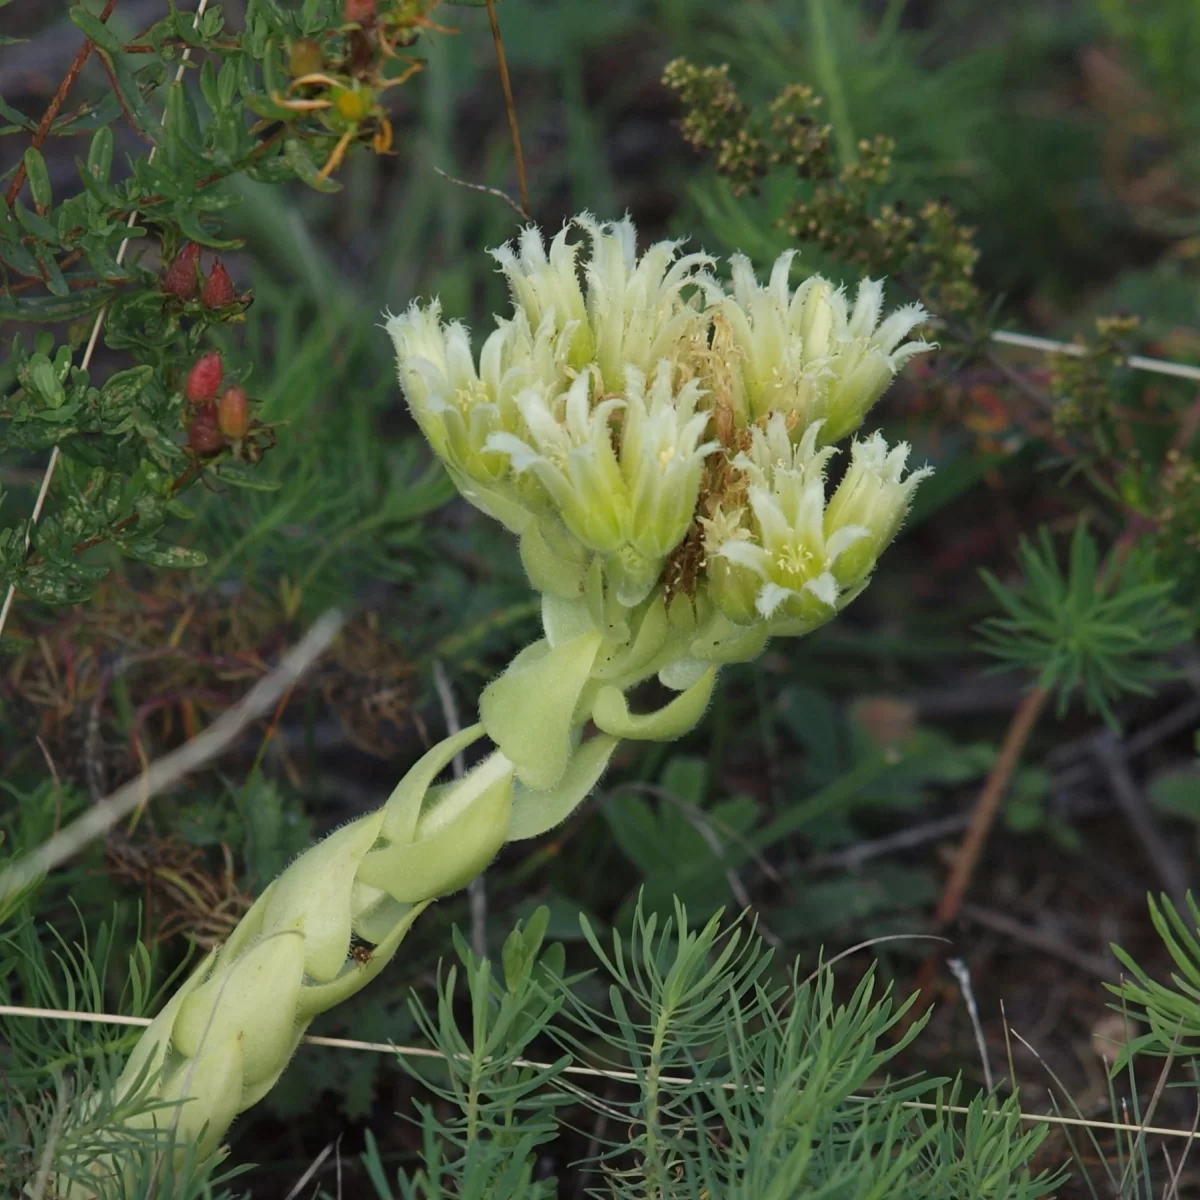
[333, 86, 371, 123]
[186, 351, 223, 405]
[288, 38, 323, 78]
[797, 276, 835, 360]
[700, 505, 760, 625]
[621, 366, 716, 561]
[173, 932, 307, 1092]
[189, 403, 224, 455]
[163, 243, 201, 300]
[218, 385, 251, 439]
[719, 254, 935, 440]
[824, 432, 932, 586]
[201, 259, 236, 309]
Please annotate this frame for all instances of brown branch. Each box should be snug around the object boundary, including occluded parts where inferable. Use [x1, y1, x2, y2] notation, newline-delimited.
[904, 684, 1051, 1028]
[7, 250, 85, 292]
[959, 901, 1113, 981]
[122, 37, 240, 55]
[4, 0, 121, 208]
[95, 52, 156, 145]
[935, 685, 1051, 926]
[11, 129, 287, 258]
[71, 514, 139, 557]
[1093, 731, 1190, 910]
[483, 0, 530, 218]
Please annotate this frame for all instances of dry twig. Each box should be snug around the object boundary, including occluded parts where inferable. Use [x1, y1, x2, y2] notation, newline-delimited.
[0, 609, 346, 908]
[907, 685, 1050, 1023]
[483, 0, 530, 216]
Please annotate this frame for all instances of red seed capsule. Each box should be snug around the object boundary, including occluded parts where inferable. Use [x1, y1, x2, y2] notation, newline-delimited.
[217, 385, 251, 440]
[188, 403, 224, 455]
[185, 351, 223, 405]
[344, 0, 376, 23]
[201, 259, 236, 309]
[163, 243, 201, 300]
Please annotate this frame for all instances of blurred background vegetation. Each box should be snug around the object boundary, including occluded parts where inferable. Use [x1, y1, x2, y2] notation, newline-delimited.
[2, 0, 1199, 1194]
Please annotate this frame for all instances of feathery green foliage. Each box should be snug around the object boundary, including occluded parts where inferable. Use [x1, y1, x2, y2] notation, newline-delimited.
[362, 900, 1066, 1198]
[976, 521, 1190, 728]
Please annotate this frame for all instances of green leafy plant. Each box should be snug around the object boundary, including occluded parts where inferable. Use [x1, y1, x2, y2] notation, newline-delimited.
[1110, 890, 1200, 1068]
[976, 520, 1190, 728]
[363, 900, 1064, 1198]
[6, 3, 1200, 1194]
[0, 0, 440, 622]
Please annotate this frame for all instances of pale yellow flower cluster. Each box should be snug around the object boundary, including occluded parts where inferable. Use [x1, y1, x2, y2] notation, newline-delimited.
[388, 213, 933, 636]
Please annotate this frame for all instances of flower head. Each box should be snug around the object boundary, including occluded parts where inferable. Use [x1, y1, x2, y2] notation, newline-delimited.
[492, 214, 720, 392]
[486, 363, 716, 605]
[715, 251, 934, 441]
[388, 214, 934, 640]
[702, 414, 930, 632]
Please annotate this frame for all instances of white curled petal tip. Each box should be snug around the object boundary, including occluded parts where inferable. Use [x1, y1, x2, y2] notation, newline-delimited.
[802, 571, 840, 608]
[755, 581, 794, 619]
[716, 539, 769, 575]
[848, 278, 885, 339]
[824, 524, 872, 563]
[484, 432, 543, 472]
[874, 302, 931, 352]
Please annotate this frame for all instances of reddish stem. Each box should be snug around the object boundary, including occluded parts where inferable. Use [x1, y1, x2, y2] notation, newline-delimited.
[5, 0, 120, 208]
[906, 685, 1050, 1025]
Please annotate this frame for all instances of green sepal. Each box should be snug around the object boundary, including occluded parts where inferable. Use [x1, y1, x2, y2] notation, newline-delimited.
[591, 594, 670, 683]
[217, 880, 276, 960]
[113, 946, 218, 1097]
[357, 752, 513, 901]
[237, 1027, 305, 1112]
[153, 1034, 244, 1158]
[294, 898, 431, 1021]
[689, 614, 770, 665]
[260, 810, 385, 982]
[520, 518, 590, 598]
[507, 733, 619, 841]
[173, 930, 307, 1088]
[666, 589, 708, 636]
[541, 592, 599, 648]
[658, 656, 709, 691]
[480, 632, 602, 790]
[378, 722, 487, 844]
[591, 666, 717, 741]
[764, 610, 835, 639]
[351, 883, 413, 944]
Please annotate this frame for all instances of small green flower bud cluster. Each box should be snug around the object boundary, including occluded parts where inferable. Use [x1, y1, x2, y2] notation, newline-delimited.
[661, 57, 982, 316]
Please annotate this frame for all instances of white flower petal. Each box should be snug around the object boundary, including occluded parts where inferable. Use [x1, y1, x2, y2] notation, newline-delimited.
[802, 571, 839, 608]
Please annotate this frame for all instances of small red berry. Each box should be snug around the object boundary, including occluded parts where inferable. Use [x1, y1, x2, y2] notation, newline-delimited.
[201, 260, 237, 309]
[188, 403, 224, 455]
[185, 351, 223, 405]
[344, 0, 376, 23]
[163, 243, 201, 300]
[217, 385, 251, 440]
